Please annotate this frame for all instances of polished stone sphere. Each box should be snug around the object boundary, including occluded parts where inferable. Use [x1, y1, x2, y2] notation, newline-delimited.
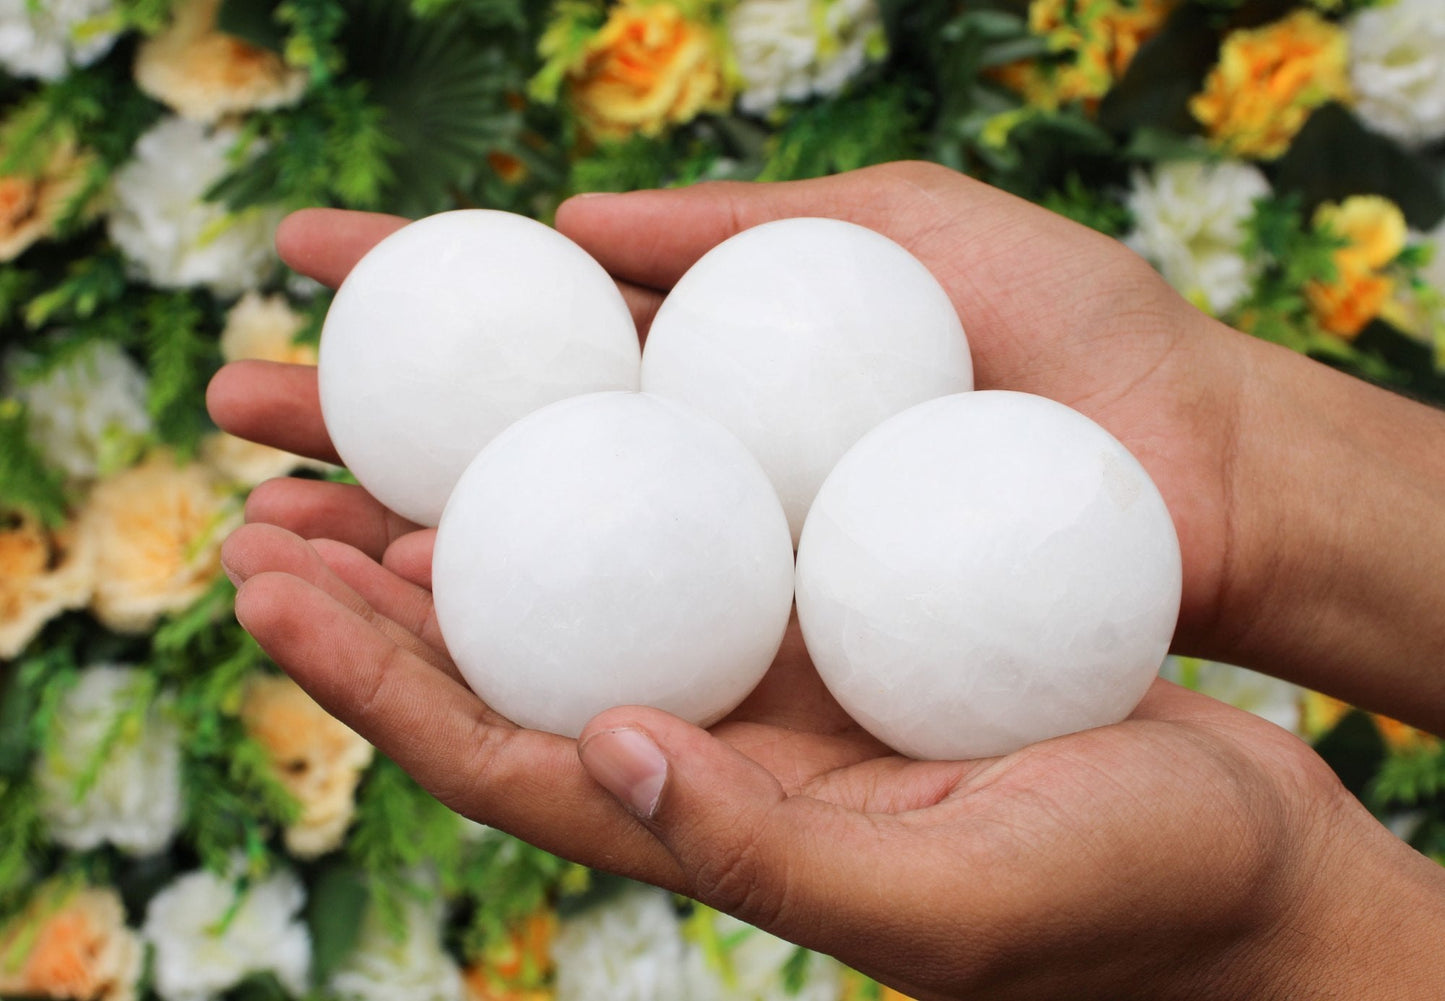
[795, 391, 1182, 760]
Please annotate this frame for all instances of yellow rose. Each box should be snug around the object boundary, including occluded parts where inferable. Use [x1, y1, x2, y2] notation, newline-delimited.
[1190, 10, 1351, 160]
[1305, 195, 1407, 339]
[0, 140, 93, 262]
[995, 0, 1176, 111]
[0, 513, 94, 659]
[134, 0, 308, 124]
[241, 674, 374, 859]
[0, 886, 142, 1001]
[77, 452, 238, 634]
[568, 2, 728, 141]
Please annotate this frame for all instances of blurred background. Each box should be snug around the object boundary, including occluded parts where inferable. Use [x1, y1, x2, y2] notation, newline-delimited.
[1, 0, 1443, 998]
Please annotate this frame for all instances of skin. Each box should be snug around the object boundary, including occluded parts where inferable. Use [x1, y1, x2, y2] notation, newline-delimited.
[209, 162, 1445, 999]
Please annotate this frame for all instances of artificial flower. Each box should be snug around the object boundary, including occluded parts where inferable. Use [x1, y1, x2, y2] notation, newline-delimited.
[77, 451, 238, 633]
[202, 292, 330, 487]
[1190, 10, 1351, 160]
[1301, 690, 1439, 752]
[728, 0, 885, 116]
[106, 116, 283, 296]
[0, 513, 94, 659]
[462, 910, 555, 1001]
[1306, 194, 1407, 339]
[687, 906, 844, 1001]
[328, 885, 464, 1001]
[134, 0, 308, 124]
[240, 674, 374, 859]
[0, 140, 95, 261]
[1124, 158, 1270, 315]
[8, 340, 151, 481]
[1346, 0, 1445, 149]
[994, 0, 1175, 111]
[0, 886, 143, 1001]
[550, 884, 697, 1000]
[33, 665, 183, 857]
[0, 0, 119, 80]
[143, 862, 311, 1001]
[566, 1, 729, 141]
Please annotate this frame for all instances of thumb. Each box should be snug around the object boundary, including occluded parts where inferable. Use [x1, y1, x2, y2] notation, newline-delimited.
[576, 706, 879, 944]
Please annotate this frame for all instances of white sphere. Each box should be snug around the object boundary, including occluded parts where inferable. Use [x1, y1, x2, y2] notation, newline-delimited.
[432, 392, 796, 738]
[318, 210, 640, 526]
[641, 217, 972, 544]
[795, 392, 1182, 760]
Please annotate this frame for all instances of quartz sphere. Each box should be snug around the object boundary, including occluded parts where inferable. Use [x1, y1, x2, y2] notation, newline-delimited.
[318, 210, 639, 527]
[794, 391, 1182, 761]
[432, 392, 796, 738]
[641, 217, 972, 545]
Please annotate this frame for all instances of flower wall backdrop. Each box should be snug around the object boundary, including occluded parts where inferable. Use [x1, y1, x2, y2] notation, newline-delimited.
[2, 0, 1444, 998]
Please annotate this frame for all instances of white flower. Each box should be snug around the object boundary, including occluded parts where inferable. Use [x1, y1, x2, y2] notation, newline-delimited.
[329, 887, 464, 1001]
[107, 117, 283, 296]
[33, 664, 182, 856]
[1347, 0, 1445, 149]
[0, 0, 119, 80]
[1161, 658, 1304, 733]
[686, 909, 843, 1001]
[143, 863, 311, 1001]
[728, 0, 884, 115]
[1124, 159, 1270, 316]
[8, 340, 151, 481]
[551, 884, 695, 1001]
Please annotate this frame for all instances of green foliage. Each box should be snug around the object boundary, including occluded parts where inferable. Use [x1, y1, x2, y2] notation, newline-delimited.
[757, 84, 920, 182]
[276, 0, 349, 81]
[142, 293, 221, 453]
[1041, 173, 1133, 237]
[410, 0, 528, 28]
[530, 1, 607, 104]
[1371, 746, 1445, 810]
[0, 402, 69, 526]
[305, 863, 370, 984]
[454, 829, 589, 958]
[0, 775, 48, 920]
[22, 253, 129, 330]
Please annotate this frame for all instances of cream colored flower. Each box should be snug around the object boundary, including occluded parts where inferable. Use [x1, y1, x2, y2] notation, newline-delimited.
[77, 452, 238, 633]
[551, 884, 694, 1001]
[1347, 0, 1445, 148]
[34, 665, 183, 856]
[241, 674, 374, 859]
[728, 0, 884, 115]
[202, 292, 330, 487]
[0, 512, 94, 659]
[328, 881, 463, 1001]
[0, 139, 94, 261]
[0, 886, 143, 1001]
[0, 0, 119, 80]
[135, 0, 307, 124]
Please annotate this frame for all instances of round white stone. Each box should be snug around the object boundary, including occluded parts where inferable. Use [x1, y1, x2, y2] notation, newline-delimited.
[640, 217, 973, 545]
[432, 392, 796, 738]
[794, 391, 1182, 761]
[318, 210, 640, 526]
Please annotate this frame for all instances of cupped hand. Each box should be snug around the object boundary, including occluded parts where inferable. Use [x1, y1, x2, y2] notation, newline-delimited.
[208, 162, 1445, 999]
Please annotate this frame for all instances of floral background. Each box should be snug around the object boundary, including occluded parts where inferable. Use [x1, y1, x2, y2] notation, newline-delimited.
[2, 0, 1444, 998]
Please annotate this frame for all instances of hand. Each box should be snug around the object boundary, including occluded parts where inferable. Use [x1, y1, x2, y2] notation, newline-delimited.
[210, 162, 1445, 999]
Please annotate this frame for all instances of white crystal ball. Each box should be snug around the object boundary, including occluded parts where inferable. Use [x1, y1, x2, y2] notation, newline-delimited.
[318, 210, 640, 526]
[795, 391, 1182, 760]
[641, 217, 973, 545]
[432, 392, 796, 738]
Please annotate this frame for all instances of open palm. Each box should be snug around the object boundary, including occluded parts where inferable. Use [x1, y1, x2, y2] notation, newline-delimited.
[212, 163, 1397, 999]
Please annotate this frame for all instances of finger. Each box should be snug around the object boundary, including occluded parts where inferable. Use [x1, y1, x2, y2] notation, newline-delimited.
[276, 208, 411, 289]
[577, 705, 917, 952]
[223, 523, 454, 676]
[207, 360, 341, 465]
[381, 530, 435, 590]
[618, 280, 664, 343]
[310, 536, 449, 660]
[234, 571, 677, 881]
[245, 477, 420, 560]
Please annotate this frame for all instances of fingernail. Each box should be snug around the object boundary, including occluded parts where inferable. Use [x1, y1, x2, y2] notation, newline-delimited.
[569, 191, 618, 200]
[579, 728, 667, 820]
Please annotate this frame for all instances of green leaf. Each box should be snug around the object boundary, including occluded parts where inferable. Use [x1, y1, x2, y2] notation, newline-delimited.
[141, 293, 220, 454]
[529, 1, 607, 104]
[757, 84, 921, 182]
[1311, 709, 1386, 799]
[218, 0, 286, 52]
[306, 864, 371, 984]
[0, 401, 68, 527]
[1096, 3, 1218, 138]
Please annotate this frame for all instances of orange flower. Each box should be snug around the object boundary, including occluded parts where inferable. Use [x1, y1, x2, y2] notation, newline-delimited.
[134, 0, 307, 124]
[1190, 10, 1351, 160]
[463, 910, 556, 1000]
[241, 674, 374, 858]
[1301, 690, 1438, 753]
[0, 887, 142, 1001]
[994, 0, 1176, 111]
[0, 141, 92, 261]
[1305, 195, 1407, 339]
[0, 512, 94, 659]
[568, 2, 728, 141]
